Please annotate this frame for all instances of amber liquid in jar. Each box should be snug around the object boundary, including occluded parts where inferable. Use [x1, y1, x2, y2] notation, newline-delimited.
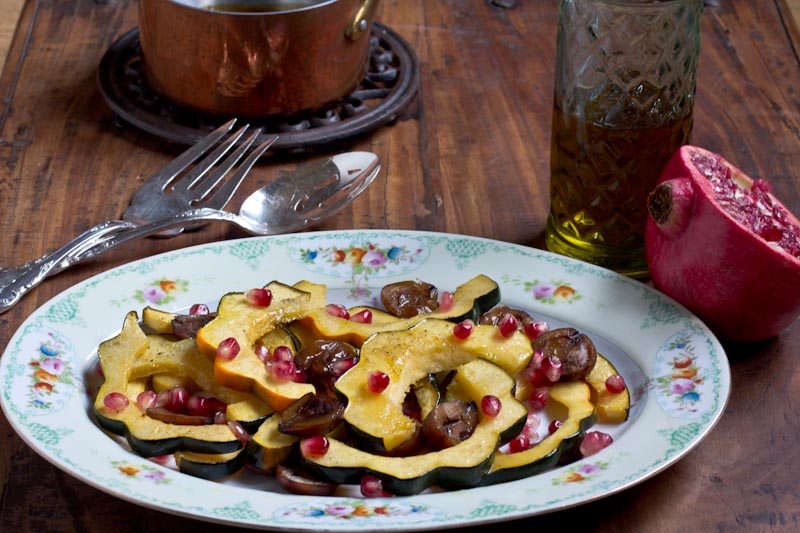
[546, 104, 693, 278]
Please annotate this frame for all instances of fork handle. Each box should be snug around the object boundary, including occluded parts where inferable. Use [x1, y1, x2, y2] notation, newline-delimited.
[0, 220, 137, 313]
[0, 209, 239, 314]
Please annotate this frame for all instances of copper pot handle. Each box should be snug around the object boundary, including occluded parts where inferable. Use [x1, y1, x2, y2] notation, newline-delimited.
[346, 0, 378, 40]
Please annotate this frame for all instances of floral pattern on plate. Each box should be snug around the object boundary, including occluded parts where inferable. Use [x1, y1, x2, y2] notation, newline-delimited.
[651, 329, 719, 419]
[7, 324, 79, 415]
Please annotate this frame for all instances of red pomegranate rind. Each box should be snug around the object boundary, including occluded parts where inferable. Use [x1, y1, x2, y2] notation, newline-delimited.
[645, 145, 800, 342]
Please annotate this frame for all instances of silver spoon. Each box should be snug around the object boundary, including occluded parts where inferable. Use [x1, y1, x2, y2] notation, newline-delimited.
[0, 151, 380, 314]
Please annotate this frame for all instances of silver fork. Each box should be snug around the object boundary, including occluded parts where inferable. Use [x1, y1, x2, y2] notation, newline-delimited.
[0, 119, 277, 312]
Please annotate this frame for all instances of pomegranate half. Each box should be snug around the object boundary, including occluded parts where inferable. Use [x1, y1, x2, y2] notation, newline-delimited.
[644, 145, 800, 342]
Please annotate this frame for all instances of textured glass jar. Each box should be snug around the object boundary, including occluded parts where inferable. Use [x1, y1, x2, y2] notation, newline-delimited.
[546, 0, 703, 278]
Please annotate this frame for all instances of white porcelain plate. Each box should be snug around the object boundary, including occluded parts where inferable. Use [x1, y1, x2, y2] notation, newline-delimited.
[0, 230, 730, 530]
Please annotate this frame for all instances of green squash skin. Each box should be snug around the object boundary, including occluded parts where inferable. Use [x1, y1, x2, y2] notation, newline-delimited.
[236, 415, 270, 435]
[300, 453, 496, 496]
[175, 450, 246, 480]
[298, 404, 527, 496]
[441, 279, 500, 324]
[244, 415, 299, 474]
[93, 410, 243, 457]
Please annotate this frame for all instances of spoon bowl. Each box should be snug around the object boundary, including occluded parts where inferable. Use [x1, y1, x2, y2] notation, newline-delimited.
[238, 151, 380, 234]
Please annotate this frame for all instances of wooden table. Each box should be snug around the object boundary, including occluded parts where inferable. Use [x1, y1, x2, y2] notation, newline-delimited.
[2, 1, 799, 531]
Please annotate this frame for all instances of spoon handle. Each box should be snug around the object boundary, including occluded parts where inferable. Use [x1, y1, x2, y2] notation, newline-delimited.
[0, 209, 235, 314]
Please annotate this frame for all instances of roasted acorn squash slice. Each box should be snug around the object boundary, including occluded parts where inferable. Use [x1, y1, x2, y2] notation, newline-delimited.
[334, 318, 533, 452]
[585, 354, 631, 423]
[246, 415, 300, 474]
[129, 333, 274, 429]
[93, 312, 243, 457]
[195, 281, 315, 412]
[292, 275, 501, 347]
[478, 380, 596, 485]
[300, 359, 527, 495]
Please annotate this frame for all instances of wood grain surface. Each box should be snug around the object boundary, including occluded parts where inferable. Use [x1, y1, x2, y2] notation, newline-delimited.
[1, 1, 800, 532]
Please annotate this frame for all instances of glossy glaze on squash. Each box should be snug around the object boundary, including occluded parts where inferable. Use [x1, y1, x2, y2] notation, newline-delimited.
[196, 281, 316, 412]
[292, 275, 501, 347]
[585, 354, 631, 423]
[300, 359, 527, 495]
[479, 380, 596, 485]
[334, 318, 534, 452]
[93, 312, 243, 457]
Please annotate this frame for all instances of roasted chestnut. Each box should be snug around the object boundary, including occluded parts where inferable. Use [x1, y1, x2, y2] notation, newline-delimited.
[278, 393, 345, 437]
[532, 327, 598, 381]
[380, 280, 439, 318]
[421, 400, 478, 450]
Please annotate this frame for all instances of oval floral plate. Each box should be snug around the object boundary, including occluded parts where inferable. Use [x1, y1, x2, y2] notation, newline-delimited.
[0, 230, 730, 530]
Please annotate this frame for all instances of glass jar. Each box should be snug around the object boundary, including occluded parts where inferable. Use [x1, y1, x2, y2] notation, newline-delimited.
[546, 0, 703, 278]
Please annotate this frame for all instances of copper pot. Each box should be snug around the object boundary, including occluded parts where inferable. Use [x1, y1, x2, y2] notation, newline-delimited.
[138, 0, 379, 118]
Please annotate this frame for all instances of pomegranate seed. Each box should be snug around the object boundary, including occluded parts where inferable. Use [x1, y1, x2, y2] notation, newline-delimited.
[254, 344, 270, 363]
[526, 388, 549, 412]
[155, 389, 170, 408]
[326, 303, 350, 319]
[481, 395, 502, 416]
[361, 475, 393, 498]
[439, 291, 455, 311]
[272, 345, 294, 363]
[213, 411, 228, 424]
[580, 431, 613, 457]
[331, 357, 357, 377]
[301, 435, 329, 456]
[136, 390, 157, 413]
[186, 394, 210, 417]
[523, 367, 550, 388]
[216, 337, 240, 360]
[103, 392, 129, 412]
[228, 420, 250, 443]
[521, 412, 541, 440]
[453, 319, 474, 339]
[166, 386, 189, 413]
[189, 303, 210, 315]
[605, 374, 626, 394]
[523, 321, 549, 340]
[548, 419, 563, 435]
[498, 313, 518, 337]
[532, 348, 545, 367]
[508, 434, 531, 454]
[350, 309, 373, 324]
[245, 288, 273, 307]
[206, 396, 227, 416]
[268, 358, 306, 382]
[541, 356, 562, 382]
[367, 370, 390, 393]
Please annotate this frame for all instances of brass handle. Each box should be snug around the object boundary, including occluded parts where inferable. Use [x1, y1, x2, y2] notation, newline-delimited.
[346, 0, 378, 40]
